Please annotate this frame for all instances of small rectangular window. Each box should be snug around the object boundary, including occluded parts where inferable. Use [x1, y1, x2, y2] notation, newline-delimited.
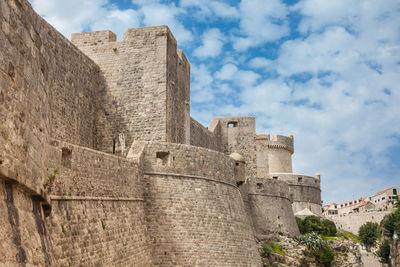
[393, 189, 397, 195]
[61, 147, 72, 168]
[227, 121, 238, 128]
[272, 176, 278, 180]
[156, 151, 170, 165]
[382, 197, 385, 200]
[298, 177, 302, 183]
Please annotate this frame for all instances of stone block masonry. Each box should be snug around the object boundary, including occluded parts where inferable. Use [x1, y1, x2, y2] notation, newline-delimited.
[45, 140, 153, 266]
[248, 178, 300, 237]
[327, 211, 389, 235]
[0, 0, 323, 266]
[71, 26, 190, 155]
[136, 141, 261, 266]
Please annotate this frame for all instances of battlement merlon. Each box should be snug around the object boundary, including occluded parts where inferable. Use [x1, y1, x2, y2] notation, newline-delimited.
[71, 25, 179, 51]
[209, 116, 256, 132]
[71, 30, 117, 46]
[267, 134, 294, 154]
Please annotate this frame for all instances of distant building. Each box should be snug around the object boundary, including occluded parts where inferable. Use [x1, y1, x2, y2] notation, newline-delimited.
[371, 186, 399, 210]
[323, 203, 338, 216]
[323, 185, 399, 216]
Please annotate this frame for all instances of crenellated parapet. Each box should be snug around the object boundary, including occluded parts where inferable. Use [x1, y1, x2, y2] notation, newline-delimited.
[267, 134, 294, 154]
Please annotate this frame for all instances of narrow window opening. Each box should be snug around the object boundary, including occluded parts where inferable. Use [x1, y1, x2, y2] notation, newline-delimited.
[227, 121, 238, 128]
[156, 151, 170, 166]
[256, 183, 263, 189]
[112, 139, 116, 154]
[272, 176, 278, 180]
[298, 177, 303, 183]
[61, 147, 72, 168]
[41, 202, 51, 217]
[235, 162, 239, 166]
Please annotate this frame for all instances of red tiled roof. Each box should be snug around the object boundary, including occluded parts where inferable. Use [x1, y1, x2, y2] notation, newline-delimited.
[353, 201, 371, 209]
[373, 186, 395, 197]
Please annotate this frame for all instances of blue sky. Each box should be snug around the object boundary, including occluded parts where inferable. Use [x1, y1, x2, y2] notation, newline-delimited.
[29, 0, 400, 205]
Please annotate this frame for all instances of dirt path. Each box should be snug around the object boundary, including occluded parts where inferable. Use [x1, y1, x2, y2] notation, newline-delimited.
[360, 249, 381, 267]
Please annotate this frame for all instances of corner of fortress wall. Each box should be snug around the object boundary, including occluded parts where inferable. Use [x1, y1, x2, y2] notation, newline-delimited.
[71, 26, 191, 153]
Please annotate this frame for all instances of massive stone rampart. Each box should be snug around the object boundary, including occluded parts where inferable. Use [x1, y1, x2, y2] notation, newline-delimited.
[136, 141, 261, 266]
[0, 1, 106, 265]
[247, 178, 300, 237]
[269, 173, 322, 215]
[327, 211, 389, 234]
[46, 140, 153, 266]
[0, 0, 103, 199]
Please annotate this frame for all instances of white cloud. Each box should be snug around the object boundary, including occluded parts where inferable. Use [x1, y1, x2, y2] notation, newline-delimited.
[180, 0, 240, 19]
[233, 0, 290, 51]
[30, 0, 193, 43]
[139, 3, 193, 43]
[215, 63, 238, 80]
[193, 28, 225, 59]
[249, 57, 274, 70]
[191, 64, 215, 103]
[91, 9, 140, 39]
[215, 64, 260, 87]
[30, 0, 140, 39]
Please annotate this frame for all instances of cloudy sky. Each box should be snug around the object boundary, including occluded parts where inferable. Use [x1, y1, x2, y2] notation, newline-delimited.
[29, 0, 400, 204]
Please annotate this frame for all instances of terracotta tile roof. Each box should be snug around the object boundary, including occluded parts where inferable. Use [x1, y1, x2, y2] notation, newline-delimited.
[373, 186, 395, 197]
[353, 201, 371, 209]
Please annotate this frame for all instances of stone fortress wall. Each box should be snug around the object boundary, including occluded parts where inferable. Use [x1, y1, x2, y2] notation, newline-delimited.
[0, 1, 321, 266]
[327, 211, 389, 235]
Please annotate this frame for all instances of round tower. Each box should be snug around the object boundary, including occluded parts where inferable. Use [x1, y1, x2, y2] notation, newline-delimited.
[267, 134, 294, 173]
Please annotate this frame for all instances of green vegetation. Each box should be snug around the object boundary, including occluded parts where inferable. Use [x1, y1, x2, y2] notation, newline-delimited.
[261, 243, 272, 257]
[266, 241, 285, 256]
[322, 219, 337, 236]
[43, 168, 59, 189]
[380, 204, 400, 238]
[376, 239, 390, 264]
[358, 222, 379, 249]
[336, 229, 360, 244]
[296, 216, 337, 236]
[295, 232, 326, 251]
[312, 246, 334, 266]
[61, 225, 66, 234]
[101, 220, 106, 230]
[294, 232, 334, 266]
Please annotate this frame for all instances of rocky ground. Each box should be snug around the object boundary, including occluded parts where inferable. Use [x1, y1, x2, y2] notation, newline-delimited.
[259, 234, 362, 267]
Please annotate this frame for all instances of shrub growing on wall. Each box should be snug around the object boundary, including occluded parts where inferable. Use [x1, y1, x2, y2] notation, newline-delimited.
[376, 239, 391, 264]
[295, 232, 334, 266]
[358, 222, 379, 249]
[322, 219, 337, 236]
[381, 205, 400, 238]
[296, 216, 337, 236]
